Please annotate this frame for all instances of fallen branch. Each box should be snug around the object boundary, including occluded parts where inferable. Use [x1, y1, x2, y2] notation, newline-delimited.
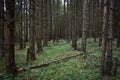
[0, 74, 3, 76]
[0, 72, 5, 77]
[17, 53, 81, 72]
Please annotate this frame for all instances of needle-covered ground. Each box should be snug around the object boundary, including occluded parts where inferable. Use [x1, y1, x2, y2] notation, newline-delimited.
[0, 39, 120, 80]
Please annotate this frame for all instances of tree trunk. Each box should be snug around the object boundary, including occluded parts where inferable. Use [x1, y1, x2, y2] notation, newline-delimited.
[66, 0, 71, 42]
[5, 0, 17, 75]
[81, 0, 89, 53]
[99, 0, 104, 47]
[48, 0, 53, 41]
[43, 0, 48, 46]
[101, 0, 108, 77]
[0, 0, 4, 56]
[23, 0, 27, 48]
[71, 0, 77, 50]
[36, 0, 43, 53]
[19, 0, 24, 49]
[28, 0, 36, 60]
[106, 0, 113, 76]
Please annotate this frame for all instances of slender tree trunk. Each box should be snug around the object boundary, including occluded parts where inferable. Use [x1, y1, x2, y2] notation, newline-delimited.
[64, 0, 67, 40]
[43, 0, 48, 46]
[28, 0, 36, 60]
[101, 0, 108, 77]
[99, 0, 104, 47]
[113, 0, 120, 48]
[71, 0, 77, 50]
[19, 0, 24, 49]
[52, 0, 56, 42]
[49, 0, 53, 41]
[23, 0, 27, 48]
[93, 1, 97, 42]
[36, 0, 43, 53]
[106, 0, 113, 76]
[26, 0, 29, 42]
[66, 0, 71, 42]
[0, 0, 4, 56]
[55, 0, 60, 42]
[89, 0, 93, 38]
[81, 0, 89, 53]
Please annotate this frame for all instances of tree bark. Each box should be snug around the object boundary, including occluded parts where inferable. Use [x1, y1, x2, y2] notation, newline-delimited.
[19, 0, 24, 49]
[0, 0, 4, 56]
[36, 0, 43, 53]
[101, 0, 108, 76]
[5, 0, 17, 75]
[106, 0, 113, 76]
[71, 0, 77, 50]
[28, 0, 36, 60]
[43, 0, 48, 46]
[81, 0, 89, 53]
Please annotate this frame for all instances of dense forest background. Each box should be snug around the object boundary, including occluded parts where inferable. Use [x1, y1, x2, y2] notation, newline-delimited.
[0, 0, 120, 80]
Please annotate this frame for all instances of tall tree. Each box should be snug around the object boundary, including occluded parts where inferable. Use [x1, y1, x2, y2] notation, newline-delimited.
[71, 0, 77, 50]
[48, 0, 53, 41]
[0, 0, 4, 56]
[5, 0, 17, 75]
[106, 0, 113, 76]
[101, 0, 114, 77]
[81, 0, 89, 52]
[99, 0, 104, 47]
[23, 0, 27, 48]
[19, 0, 24, 49]
[28, 0, 36, 60]
[101, 0, 108, 76]
[66, 0, 71, 42]
[25, 0, 29, 42]
[43, 0, 48, 46]
[36, 0, 43, 53]
[113, 0, 120, 48]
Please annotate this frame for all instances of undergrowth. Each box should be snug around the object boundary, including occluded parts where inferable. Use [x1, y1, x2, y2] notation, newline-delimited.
[0, 39, 120, 80]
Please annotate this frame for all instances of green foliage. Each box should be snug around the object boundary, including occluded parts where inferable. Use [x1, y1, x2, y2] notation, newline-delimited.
[0, 74, 20, 80]
[1, 39, 120, 80]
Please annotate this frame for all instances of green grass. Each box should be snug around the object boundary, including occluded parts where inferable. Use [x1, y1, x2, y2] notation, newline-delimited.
[0, 39, 120, 80]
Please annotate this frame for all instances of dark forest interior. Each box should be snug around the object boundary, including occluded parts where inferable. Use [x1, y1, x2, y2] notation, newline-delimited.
[0, 0, 120, 80]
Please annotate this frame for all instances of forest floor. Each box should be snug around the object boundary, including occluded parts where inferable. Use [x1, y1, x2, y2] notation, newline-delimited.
[0, 39, 120, 80]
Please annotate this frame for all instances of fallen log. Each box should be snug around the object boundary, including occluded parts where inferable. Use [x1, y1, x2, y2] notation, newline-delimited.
[17, 53, 81, 72]
[0, 72, 5, 77]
